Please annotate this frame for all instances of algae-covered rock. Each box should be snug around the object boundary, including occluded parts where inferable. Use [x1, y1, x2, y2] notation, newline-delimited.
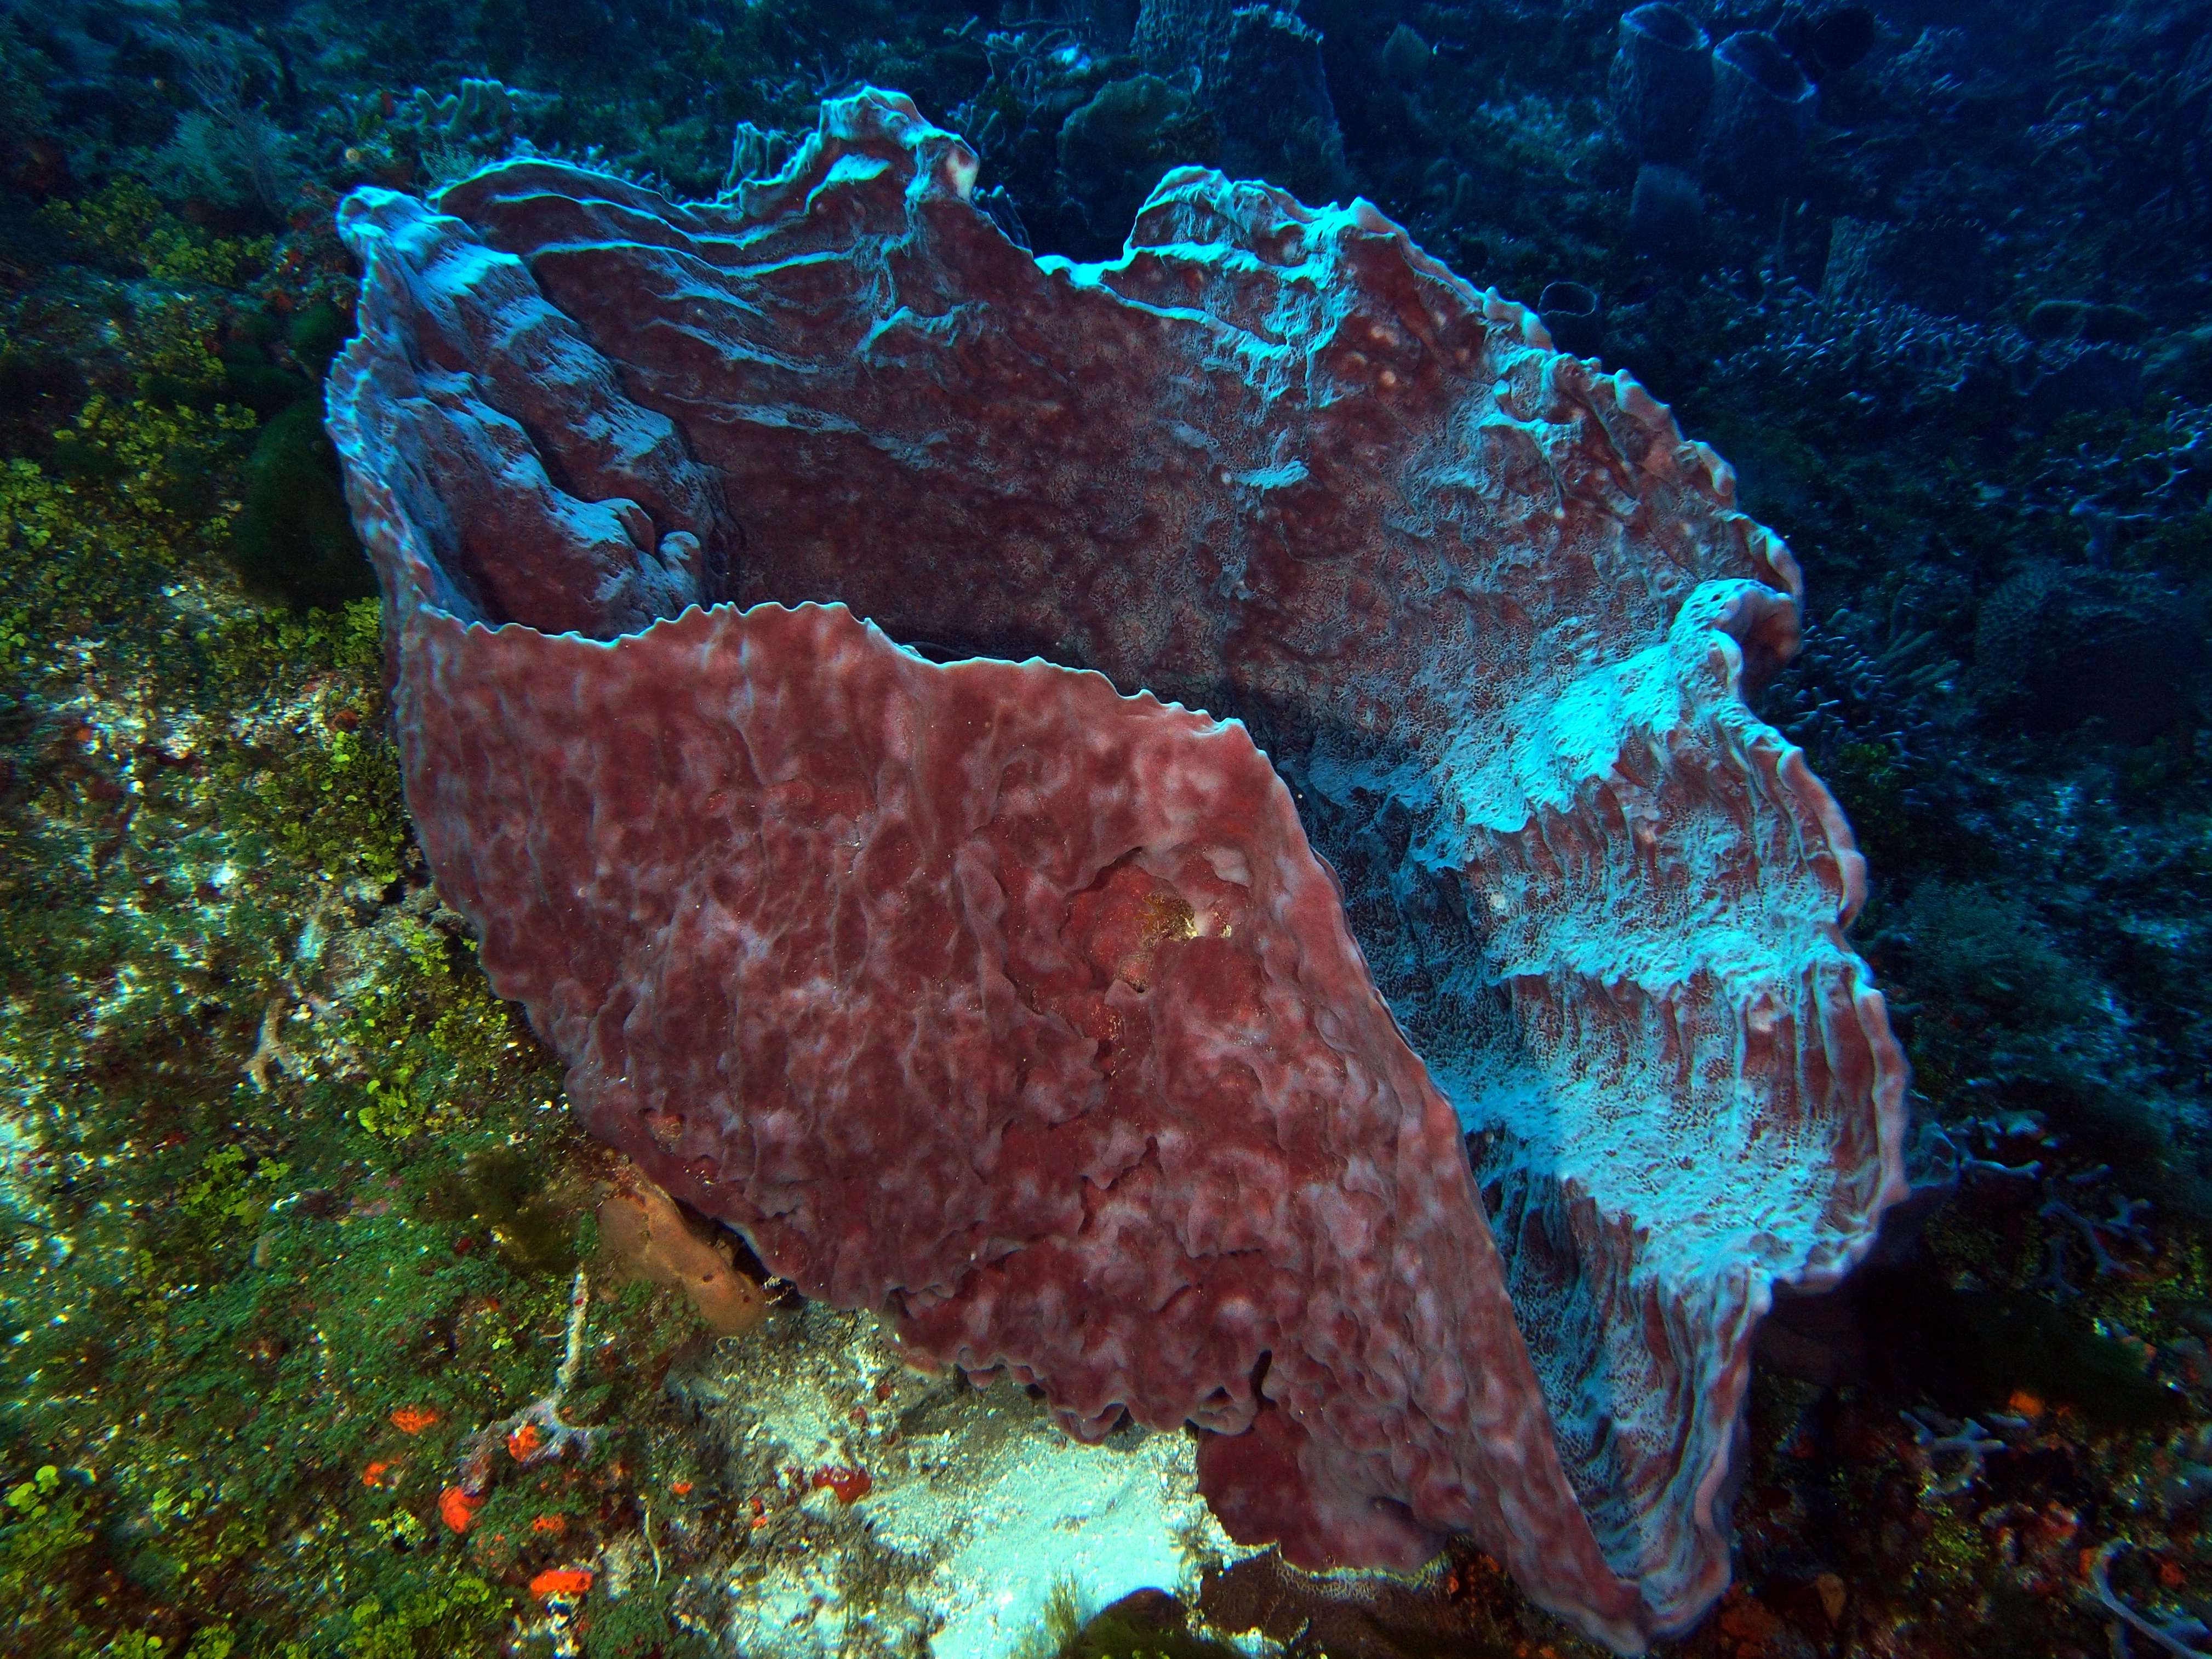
[1058, 76, 1215, 253]
[1974, 563, 2203, 742]
[287, 300, 351, 377]
[232, 400, 374, 608]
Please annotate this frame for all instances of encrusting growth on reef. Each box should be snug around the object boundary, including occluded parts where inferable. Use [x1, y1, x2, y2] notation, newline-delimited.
[595, 1173, 775, 1338]
[442, 1268, 603, 1534]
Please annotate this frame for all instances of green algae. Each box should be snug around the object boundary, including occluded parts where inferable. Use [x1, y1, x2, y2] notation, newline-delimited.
[0, 173, 715, 1659]
[580, 1582, 713, 1659]
[37, 182, 276, 291]
[200, 601, 408, 891]
[231, 403, 377, 611]
[340, 1574, 504, 1658]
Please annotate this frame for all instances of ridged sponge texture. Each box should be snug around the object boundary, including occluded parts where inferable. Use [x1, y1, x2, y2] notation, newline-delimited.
[328, 88, 1907, 1652]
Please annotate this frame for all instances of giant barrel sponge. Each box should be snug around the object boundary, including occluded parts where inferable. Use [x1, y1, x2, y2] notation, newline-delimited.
[327, 89, 1908, 1653]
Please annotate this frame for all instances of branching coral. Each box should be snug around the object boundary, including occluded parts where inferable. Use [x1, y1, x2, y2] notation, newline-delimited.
[1762, 600, 1959, 811]
[146, 24, 298, 214]
[1900, 1408, 2004, 1497]
[2037, 29, 2212, 233]
[444, 1269, 604, 1530]
[1711, 287, 2043, 422]
[2084, 1541, 2212, 1659]
[2036, 1172, 2157, 1297]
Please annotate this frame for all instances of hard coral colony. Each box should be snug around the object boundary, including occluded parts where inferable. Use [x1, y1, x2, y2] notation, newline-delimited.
[328, 90, 1907, 1652]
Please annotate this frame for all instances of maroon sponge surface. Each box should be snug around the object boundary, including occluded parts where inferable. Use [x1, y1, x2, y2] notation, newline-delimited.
[393, 597, 1639, 1635]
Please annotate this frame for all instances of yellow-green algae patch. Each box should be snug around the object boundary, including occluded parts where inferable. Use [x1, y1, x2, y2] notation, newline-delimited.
[0, 206, 711, 1656]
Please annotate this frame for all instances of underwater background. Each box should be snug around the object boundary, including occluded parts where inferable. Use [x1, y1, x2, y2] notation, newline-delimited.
[0, 0, 2208, 1656]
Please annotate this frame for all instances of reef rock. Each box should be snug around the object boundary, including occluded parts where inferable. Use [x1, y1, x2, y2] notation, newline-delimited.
[328, 89, 1907, 1652]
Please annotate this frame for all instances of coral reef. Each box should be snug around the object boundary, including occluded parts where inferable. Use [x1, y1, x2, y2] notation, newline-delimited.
[0, 1, 2206, 1656]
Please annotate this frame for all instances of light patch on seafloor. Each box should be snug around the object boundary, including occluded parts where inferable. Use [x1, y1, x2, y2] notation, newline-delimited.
[670, 1302, 1254, 1659]
[872, 1395, 1225, 1659]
